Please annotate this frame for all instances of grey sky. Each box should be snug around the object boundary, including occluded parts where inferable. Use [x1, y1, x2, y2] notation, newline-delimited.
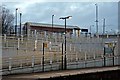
[2, 2, 118, 33]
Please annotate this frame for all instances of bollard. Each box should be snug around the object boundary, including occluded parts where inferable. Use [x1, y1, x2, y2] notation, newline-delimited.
[9, 58, 12, 71]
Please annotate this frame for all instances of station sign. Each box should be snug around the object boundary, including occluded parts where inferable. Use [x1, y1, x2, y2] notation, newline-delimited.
[104, 42, 116, 54]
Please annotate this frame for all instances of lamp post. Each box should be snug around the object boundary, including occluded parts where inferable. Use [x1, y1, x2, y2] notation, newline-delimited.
[52, 15, 55, 32]
[59, 16, 72, 70]
[95, 4, 99, 38]
[103, 18, 105, 35]
[15, 8, 18, 36]
[20, 13, 22, 36]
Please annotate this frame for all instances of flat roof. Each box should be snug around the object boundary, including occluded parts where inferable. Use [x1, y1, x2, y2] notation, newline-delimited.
[25, 22, 80, 30]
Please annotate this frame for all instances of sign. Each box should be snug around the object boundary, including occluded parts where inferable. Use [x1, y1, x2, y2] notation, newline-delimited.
[105, 47, 113, 54]
[44, 43, 47, 48]
[104, 42, 115, 54]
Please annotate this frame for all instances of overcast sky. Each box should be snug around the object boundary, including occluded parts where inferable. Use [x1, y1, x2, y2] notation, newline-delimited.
[2, 1, 119, 33]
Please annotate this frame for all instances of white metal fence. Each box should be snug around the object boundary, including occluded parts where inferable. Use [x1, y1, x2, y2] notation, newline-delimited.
[1, 33, 119, 75]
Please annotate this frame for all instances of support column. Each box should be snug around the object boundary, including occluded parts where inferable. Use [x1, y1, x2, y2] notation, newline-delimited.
[77, 30, 80, 37]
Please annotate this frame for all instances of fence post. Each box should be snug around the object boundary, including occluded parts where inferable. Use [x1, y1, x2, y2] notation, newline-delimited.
[6, 41, 8, 47]
[84, 52, 87, 68]
[74, 45, 75, 52]
[34, 40, 37, 50]
[50, 57, 52, 64]
[21, 35, 23, 43]
[36, 32, 38, 40]
[32, 56, 34, 67]
[32, 31, 34, 38]
[27, 29, 30, 40]
[103, 47, 106, 66]
[17, 38, 20, 49]
[20, 60, 22, 68]
[41, 57, 42, 66]
[76, 52, 78, 68]
[50, 55, 52, 70]
[61, 43, 64, 70]
[70, 44, 72, 52]
[76, 53, 78, 61]
[4, 34, 6, 42]
[42, 43, 45, 72]
[93, 53, 96, 67]
[9, 58, 12, 71]
[112, 47, 115, 66]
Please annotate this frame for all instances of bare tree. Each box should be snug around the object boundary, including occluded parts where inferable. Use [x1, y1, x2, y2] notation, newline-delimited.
[0, 6, 14, 34]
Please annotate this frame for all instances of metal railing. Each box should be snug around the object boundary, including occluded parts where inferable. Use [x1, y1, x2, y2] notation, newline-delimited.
[1, 34, 119, 75]
[2, 54, 120, 75]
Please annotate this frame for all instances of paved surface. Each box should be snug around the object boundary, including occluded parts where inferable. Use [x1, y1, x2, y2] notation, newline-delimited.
[2, 66, 120, 80]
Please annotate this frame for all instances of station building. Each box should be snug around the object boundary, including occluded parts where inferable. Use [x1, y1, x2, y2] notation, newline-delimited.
[23, 22, 82, 38]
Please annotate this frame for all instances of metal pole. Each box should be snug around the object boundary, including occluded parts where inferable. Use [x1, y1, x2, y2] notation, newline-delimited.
[90, 26, 91, 37]
[95, 4, 98, 37]
[90, 26, 91, 34]
[20, 13, 22, 36]
[59, 16, 72, 70]
[64, 18, 67, 70]
[15, 8, 18, 36]
[103, 18, 105, 35]
[104, 47, 106, 66]
[52, 15, 54, 32]
[112, 46, 115, 66]
[42, 43, 45, 72]
[61, 43, 63, 70]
